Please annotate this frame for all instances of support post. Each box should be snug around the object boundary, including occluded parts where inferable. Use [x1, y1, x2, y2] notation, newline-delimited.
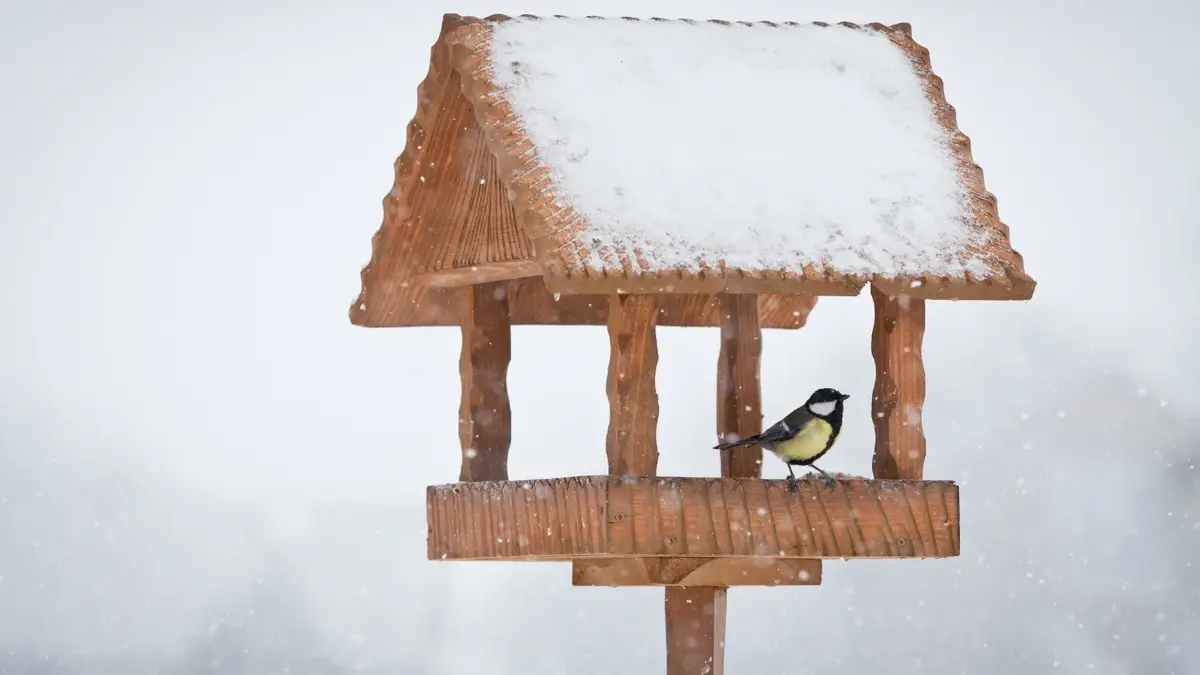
[716, 294, 763, 478]
[870, 285, 926, 480]
[666, 587, 727, 675]
[606, 293, 659, 476]
[458, 281, 512, 482]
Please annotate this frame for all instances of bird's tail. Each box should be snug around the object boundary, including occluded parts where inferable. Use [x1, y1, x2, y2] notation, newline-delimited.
[713, 436, 758, 451]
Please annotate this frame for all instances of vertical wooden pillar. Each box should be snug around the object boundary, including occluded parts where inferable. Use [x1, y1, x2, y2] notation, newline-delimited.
[458, 281, 512, 482]
[606, 293, 659, 476]
[666, 586, 727, 675]
[870, 285, 926, 480]
[716, 294, 763, 478]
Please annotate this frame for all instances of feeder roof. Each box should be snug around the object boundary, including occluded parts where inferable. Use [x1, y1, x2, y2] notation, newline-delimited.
[351, 14, 1033, 328]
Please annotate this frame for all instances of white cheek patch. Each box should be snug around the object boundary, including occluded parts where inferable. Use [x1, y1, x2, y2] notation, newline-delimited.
[808, 400, 837, 416]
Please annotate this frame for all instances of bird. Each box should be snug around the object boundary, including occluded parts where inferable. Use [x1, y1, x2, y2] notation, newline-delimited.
[714, 387, 850, 492]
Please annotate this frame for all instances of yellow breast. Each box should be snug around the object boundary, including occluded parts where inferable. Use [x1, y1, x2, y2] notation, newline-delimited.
[772, 418, 834, 462]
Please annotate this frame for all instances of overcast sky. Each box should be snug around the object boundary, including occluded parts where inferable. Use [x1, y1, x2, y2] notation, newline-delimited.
[1, 0, 1198, 673]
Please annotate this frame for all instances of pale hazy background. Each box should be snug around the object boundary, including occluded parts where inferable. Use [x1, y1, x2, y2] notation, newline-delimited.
[1, 0, 1198, 673]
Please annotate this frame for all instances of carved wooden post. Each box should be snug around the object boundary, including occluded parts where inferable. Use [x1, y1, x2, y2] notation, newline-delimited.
[606, 293, 659, 476]
[458, 281, 512, 482]
[717, 294, 763, 478]
[870, 285, 926, 480]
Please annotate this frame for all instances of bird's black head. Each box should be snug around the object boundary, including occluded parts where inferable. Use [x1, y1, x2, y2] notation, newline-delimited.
[805, 387, 850, 418]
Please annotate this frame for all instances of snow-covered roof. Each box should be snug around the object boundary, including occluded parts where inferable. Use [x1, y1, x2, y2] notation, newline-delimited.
[451, 14, 1032, 299]
[350, 14, 1034, 328]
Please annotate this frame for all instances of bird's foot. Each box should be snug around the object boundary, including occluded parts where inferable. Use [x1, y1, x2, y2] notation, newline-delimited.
[822, 475, 837, 489]
[786, 475, 799, 493]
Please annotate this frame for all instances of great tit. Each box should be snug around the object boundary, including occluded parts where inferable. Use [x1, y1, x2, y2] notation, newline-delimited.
[714, 387, 850, 492]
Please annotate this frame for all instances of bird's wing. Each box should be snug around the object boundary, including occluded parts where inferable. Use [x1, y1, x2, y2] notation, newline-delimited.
[714, 407, 810, 449]
[755, 406, 815, 443]
[751, 412, 808, 444]
[780, 405, 815, 430]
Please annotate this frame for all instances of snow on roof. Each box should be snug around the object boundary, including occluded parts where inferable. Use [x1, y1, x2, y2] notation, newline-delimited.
[442, 16, 1034, 300]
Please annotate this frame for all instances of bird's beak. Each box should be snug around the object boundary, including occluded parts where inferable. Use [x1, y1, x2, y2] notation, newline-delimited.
[840, 394, 851, 401]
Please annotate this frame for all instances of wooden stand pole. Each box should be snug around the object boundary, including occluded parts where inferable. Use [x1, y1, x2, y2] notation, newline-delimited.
[666, 586, 727, 675]
[458, 281, 512, 482]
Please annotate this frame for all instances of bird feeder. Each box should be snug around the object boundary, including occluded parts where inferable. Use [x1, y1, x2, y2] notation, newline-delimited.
[350, 14, 1036, 675]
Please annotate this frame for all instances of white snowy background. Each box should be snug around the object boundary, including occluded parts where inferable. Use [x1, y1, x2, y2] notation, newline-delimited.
[1, 0, 1197, 673]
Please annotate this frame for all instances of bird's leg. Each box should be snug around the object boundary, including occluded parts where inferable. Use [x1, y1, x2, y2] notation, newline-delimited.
[810, 463, 837, 488]
[786, 465, 799, 493]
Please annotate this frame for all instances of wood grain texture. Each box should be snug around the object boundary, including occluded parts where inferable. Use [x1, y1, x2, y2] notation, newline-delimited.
[355, 273, 818, 329]
[458, 282, 512, 481]
[607, 294, 659, 477]
[414, 260, 542, 287]
[716, 294, 763, 478]
[572, 557, 820, 587]
[350, 15, 532, 331]
[666, 586, 726, 675]
[426, 476, 959, 560]
[870, 285, 927, 480]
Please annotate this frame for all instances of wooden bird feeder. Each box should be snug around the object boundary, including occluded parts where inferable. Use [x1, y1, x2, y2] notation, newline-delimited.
[350, 14, 1035, 674]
